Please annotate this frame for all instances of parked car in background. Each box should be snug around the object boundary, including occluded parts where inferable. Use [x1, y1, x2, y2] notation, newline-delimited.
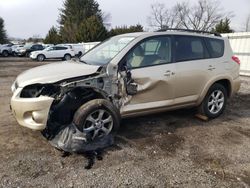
[0, 44, 13, 57]
[72, 44, 85, 57]
[30, 45, 75, 61]
[11, 44, 24, 56]
[11, 30, 241, 140]
[17, 44, 44, 57]
[59, 43, 85, 57]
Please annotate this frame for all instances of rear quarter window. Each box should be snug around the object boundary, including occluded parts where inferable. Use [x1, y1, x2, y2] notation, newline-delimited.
[206, 38, 224, 58]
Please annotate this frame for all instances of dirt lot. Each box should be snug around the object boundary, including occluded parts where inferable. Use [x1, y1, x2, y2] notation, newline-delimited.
[0, 57, 250, 187]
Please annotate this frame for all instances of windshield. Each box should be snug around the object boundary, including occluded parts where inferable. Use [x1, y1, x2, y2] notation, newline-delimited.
[80, 36, 135, 65]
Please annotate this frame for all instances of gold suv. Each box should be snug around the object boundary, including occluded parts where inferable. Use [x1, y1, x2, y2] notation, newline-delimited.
[11, 30, 241, 139]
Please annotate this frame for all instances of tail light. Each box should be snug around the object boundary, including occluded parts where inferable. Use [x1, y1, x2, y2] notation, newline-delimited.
[232, 56, 240, 65]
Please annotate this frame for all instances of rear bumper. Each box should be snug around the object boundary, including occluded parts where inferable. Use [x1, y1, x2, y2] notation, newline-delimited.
[10, 88, 54, 130]
[231, 76, 241, 96]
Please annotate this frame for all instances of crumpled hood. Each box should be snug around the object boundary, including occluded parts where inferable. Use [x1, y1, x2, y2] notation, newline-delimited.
[16, 61, 100, 87]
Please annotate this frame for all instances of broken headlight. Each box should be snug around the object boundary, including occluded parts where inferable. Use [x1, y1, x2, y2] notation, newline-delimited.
[20, 84, 61, 98]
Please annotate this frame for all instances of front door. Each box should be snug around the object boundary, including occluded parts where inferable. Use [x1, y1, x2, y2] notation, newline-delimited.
[121, 36, 176, 115]
[46, 47, 56, 58]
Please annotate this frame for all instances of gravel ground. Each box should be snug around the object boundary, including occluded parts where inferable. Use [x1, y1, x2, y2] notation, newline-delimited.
[0, 57, 250, 188]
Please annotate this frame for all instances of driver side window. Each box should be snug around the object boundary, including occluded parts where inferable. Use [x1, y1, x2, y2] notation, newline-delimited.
[126, 36, 172, 69]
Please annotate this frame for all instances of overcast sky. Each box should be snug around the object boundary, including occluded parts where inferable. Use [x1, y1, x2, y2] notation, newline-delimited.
[0, 0, 249, 39]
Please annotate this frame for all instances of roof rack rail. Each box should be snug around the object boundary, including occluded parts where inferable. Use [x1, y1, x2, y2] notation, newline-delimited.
[156, 28, 222, 37]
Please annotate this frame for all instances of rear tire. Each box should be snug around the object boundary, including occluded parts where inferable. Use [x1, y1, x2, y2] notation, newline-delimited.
[73, 99, 120, 140]
[64, 54, 71, 61]
[198, 83, 227, 119]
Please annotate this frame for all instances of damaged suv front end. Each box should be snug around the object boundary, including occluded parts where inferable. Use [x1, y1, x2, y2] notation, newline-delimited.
[10, 35, 137, 137]
[11, 83, 55, 130]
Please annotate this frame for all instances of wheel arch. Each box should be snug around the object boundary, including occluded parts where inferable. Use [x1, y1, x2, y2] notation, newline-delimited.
[64, 53, 72, 57]
[37, 53, 46, 59]
[214, 79, 231, 98]
[48, 86, 108, 126]
[197, 76, 233, 105]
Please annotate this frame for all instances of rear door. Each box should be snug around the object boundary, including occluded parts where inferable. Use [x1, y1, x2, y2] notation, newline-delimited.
[173, 35, 216, 104]
[56, 46, 69, 58]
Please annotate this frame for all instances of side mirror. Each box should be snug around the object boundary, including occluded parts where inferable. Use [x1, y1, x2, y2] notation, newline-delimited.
[119, 59, 137, 95]
[126, 81, 137, 95]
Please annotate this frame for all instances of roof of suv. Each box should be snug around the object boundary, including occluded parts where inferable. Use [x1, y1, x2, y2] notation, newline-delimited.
[120, 31, 223, 40]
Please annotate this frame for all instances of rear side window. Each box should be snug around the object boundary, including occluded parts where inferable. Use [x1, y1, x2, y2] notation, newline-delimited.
[206, 38, 224, 58]
[56, 46, 68, 50]
[175, 36, 207, 62]
[33, 45, 43, 50]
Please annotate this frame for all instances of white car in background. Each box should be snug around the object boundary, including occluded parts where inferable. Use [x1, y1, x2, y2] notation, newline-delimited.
[0, 44, 13, 57]
[30, 45, 75, 62]
[11, 44, 24, 56]
[60, 43, 85, 57]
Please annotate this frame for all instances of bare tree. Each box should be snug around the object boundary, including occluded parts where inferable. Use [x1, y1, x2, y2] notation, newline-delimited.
[147, 3, 181, 30]
[245, 14, 250, 32]
[102, 12, 112, 29]
[147, 0, 231, 31]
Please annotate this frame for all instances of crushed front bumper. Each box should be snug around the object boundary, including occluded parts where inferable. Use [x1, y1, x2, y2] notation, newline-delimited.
[10, 88, 54, 131]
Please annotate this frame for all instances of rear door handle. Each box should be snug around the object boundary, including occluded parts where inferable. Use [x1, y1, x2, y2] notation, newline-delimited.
[208, 65, 215, 71]
[164, 70, 175, 76]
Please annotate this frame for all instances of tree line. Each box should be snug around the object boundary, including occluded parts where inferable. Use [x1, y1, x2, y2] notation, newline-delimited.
[0, 17, 8, 44]
[1, 0, 250, 44]
[44, 0, 144, 44]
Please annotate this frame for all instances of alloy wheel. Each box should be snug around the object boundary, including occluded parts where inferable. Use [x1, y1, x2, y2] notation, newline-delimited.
[83, 109, 113, 139]
[207, 90, 225, 114]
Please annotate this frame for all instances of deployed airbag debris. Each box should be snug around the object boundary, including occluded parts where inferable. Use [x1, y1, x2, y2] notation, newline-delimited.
[49, 123, 114, 153]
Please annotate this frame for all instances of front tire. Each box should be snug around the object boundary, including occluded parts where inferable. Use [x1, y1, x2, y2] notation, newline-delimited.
[73, 99, 120, 140]
[2, 50, 9, 57]
[37, 54, 45, 62]
[198, 83, 227, 119]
